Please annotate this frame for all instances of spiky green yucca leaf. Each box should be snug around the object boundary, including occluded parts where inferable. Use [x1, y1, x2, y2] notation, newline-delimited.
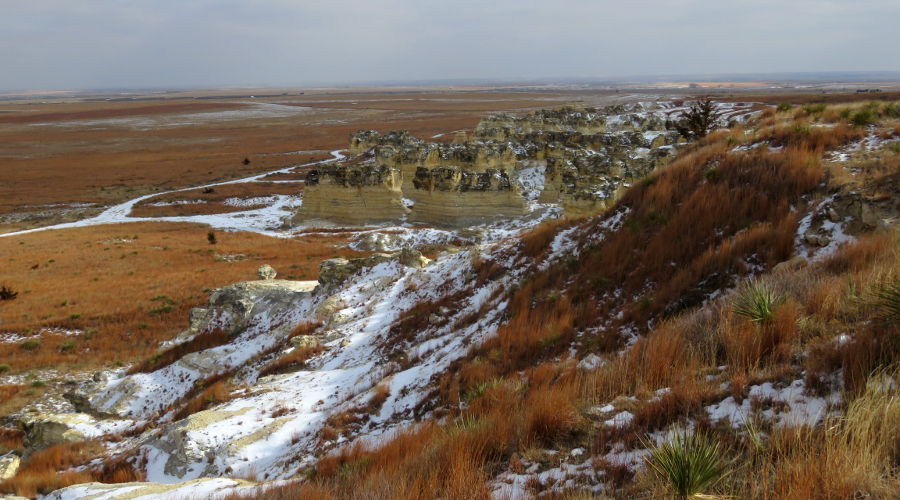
[871, 279, 900, 322]
[732, 281, 780, 324]
[645, 432, 730, 499]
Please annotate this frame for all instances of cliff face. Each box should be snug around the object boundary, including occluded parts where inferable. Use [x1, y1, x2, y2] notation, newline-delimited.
[540, 149, 666, 216]
[409, 166, 526, 226]
[299, 104, 682, 225]
[348, 130, 422, 155]
[377, 142, 517, 195]
[293, 164, 409, 224]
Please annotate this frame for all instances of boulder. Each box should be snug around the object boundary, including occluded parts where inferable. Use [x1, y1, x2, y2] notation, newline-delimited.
[256, 264, 277, 280]
[773, 256, 808, 274]
[20, 413, 94, 449]
[317, 254, 395, 291]
[165, 279, 318, 346]
[291, 335, 322, 349]
[0, 453, 20, 481]
[399, 247, 430, 268]
[354, 232, 402, 252]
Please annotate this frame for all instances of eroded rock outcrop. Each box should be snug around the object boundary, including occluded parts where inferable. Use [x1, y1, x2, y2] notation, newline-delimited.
[79, 280, 318, 419]
[294, 164, 409, 225]
[410, 166, 526, 226]
[377, 141, 517, 195]
[0, 453, 20, 481]
[475, 106, 608, 139]
[349, 130, 422, 155]
[540, 150, 661, 216]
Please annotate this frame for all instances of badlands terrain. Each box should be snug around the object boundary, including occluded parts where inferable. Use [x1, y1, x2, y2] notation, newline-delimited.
[0, 86, 898, 499]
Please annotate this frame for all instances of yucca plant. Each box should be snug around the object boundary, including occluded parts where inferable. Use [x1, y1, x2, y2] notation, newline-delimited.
[871, 279, 900, 323]
[644, 432, 731, 499]
[732, 281, 780, 324]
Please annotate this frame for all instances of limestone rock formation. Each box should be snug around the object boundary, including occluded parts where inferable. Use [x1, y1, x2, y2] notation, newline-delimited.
[475, 106, 608, 139]
[377, 141, 517, 195]
[349, 130, 422, 155]
[257, 264, 277, 280]
[410, 166, 526, 226]
[19, 413, 97, 449]
[294, 164, 409, 225]
[80, 280, 318, 419]
[0, 453, 20, 481]
[540, 150, 661, 217]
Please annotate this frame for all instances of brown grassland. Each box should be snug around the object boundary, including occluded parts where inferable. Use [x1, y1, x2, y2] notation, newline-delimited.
[0, 222, 365, 380]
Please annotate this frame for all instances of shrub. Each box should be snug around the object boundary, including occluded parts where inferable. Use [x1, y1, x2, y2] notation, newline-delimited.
[850, 108, 878, 127]
[20, 340, 40, 351]
[776, 102, 793, 112]
[207, 231, 217, 245]
[644, 431, 731, 500]
[801, 103, 826, 115]
[58, 340, 76, 353]
[0, 364, 9, 373]
[871, 279, 900, 322]
[733, 281, 781, 324]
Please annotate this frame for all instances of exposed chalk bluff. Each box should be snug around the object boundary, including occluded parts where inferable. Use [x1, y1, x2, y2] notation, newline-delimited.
[294, 103, 684, 225]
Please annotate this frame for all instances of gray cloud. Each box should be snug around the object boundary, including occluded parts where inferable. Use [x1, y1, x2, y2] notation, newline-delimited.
[1, 0, 898, 90]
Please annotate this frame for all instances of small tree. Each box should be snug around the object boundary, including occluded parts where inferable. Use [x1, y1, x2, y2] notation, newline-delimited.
[0, 285, 18, 301]
[242, 157, 251, 166]
[673, 98, 722, 141]
[207, 231, 217, 245]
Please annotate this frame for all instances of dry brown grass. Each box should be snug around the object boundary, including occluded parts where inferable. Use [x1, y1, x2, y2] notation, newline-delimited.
[0, 440, 144, 497]
[0, 222, 364, 376]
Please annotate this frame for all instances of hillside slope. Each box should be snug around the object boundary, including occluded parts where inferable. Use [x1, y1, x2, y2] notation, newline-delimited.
[2, 98, 898, 499]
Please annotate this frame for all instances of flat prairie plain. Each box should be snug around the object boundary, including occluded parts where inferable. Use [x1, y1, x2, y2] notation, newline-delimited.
[0, 90, 568, 231]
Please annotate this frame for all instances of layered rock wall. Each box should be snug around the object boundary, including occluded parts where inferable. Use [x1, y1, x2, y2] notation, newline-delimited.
[540, 151, 663, 216]
[294, 164, 409, 225]
[410, 166, 526, 226]
[378, 142, 517, 195]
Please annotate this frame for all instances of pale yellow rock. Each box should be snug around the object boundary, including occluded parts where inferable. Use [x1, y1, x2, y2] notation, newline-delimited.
[409, 166, 526, 226]
[0, 454, 20, 481]
[295, 164, 408, 225]
[21, 413, 94, 449]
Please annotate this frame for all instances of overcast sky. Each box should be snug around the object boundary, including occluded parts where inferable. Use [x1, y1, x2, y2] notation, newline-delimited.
[1, 0, 898, 90]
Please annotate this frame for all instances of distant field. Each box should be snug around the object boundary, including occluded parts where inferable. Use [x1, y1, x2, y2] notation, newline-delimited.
[0, 221, 365, 376]
[0, 91, 567, 233]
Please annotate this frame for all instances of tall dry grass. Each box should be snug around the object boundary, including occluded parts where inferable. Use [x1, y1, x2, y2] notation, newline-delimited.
[0, 222, 364, 375]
